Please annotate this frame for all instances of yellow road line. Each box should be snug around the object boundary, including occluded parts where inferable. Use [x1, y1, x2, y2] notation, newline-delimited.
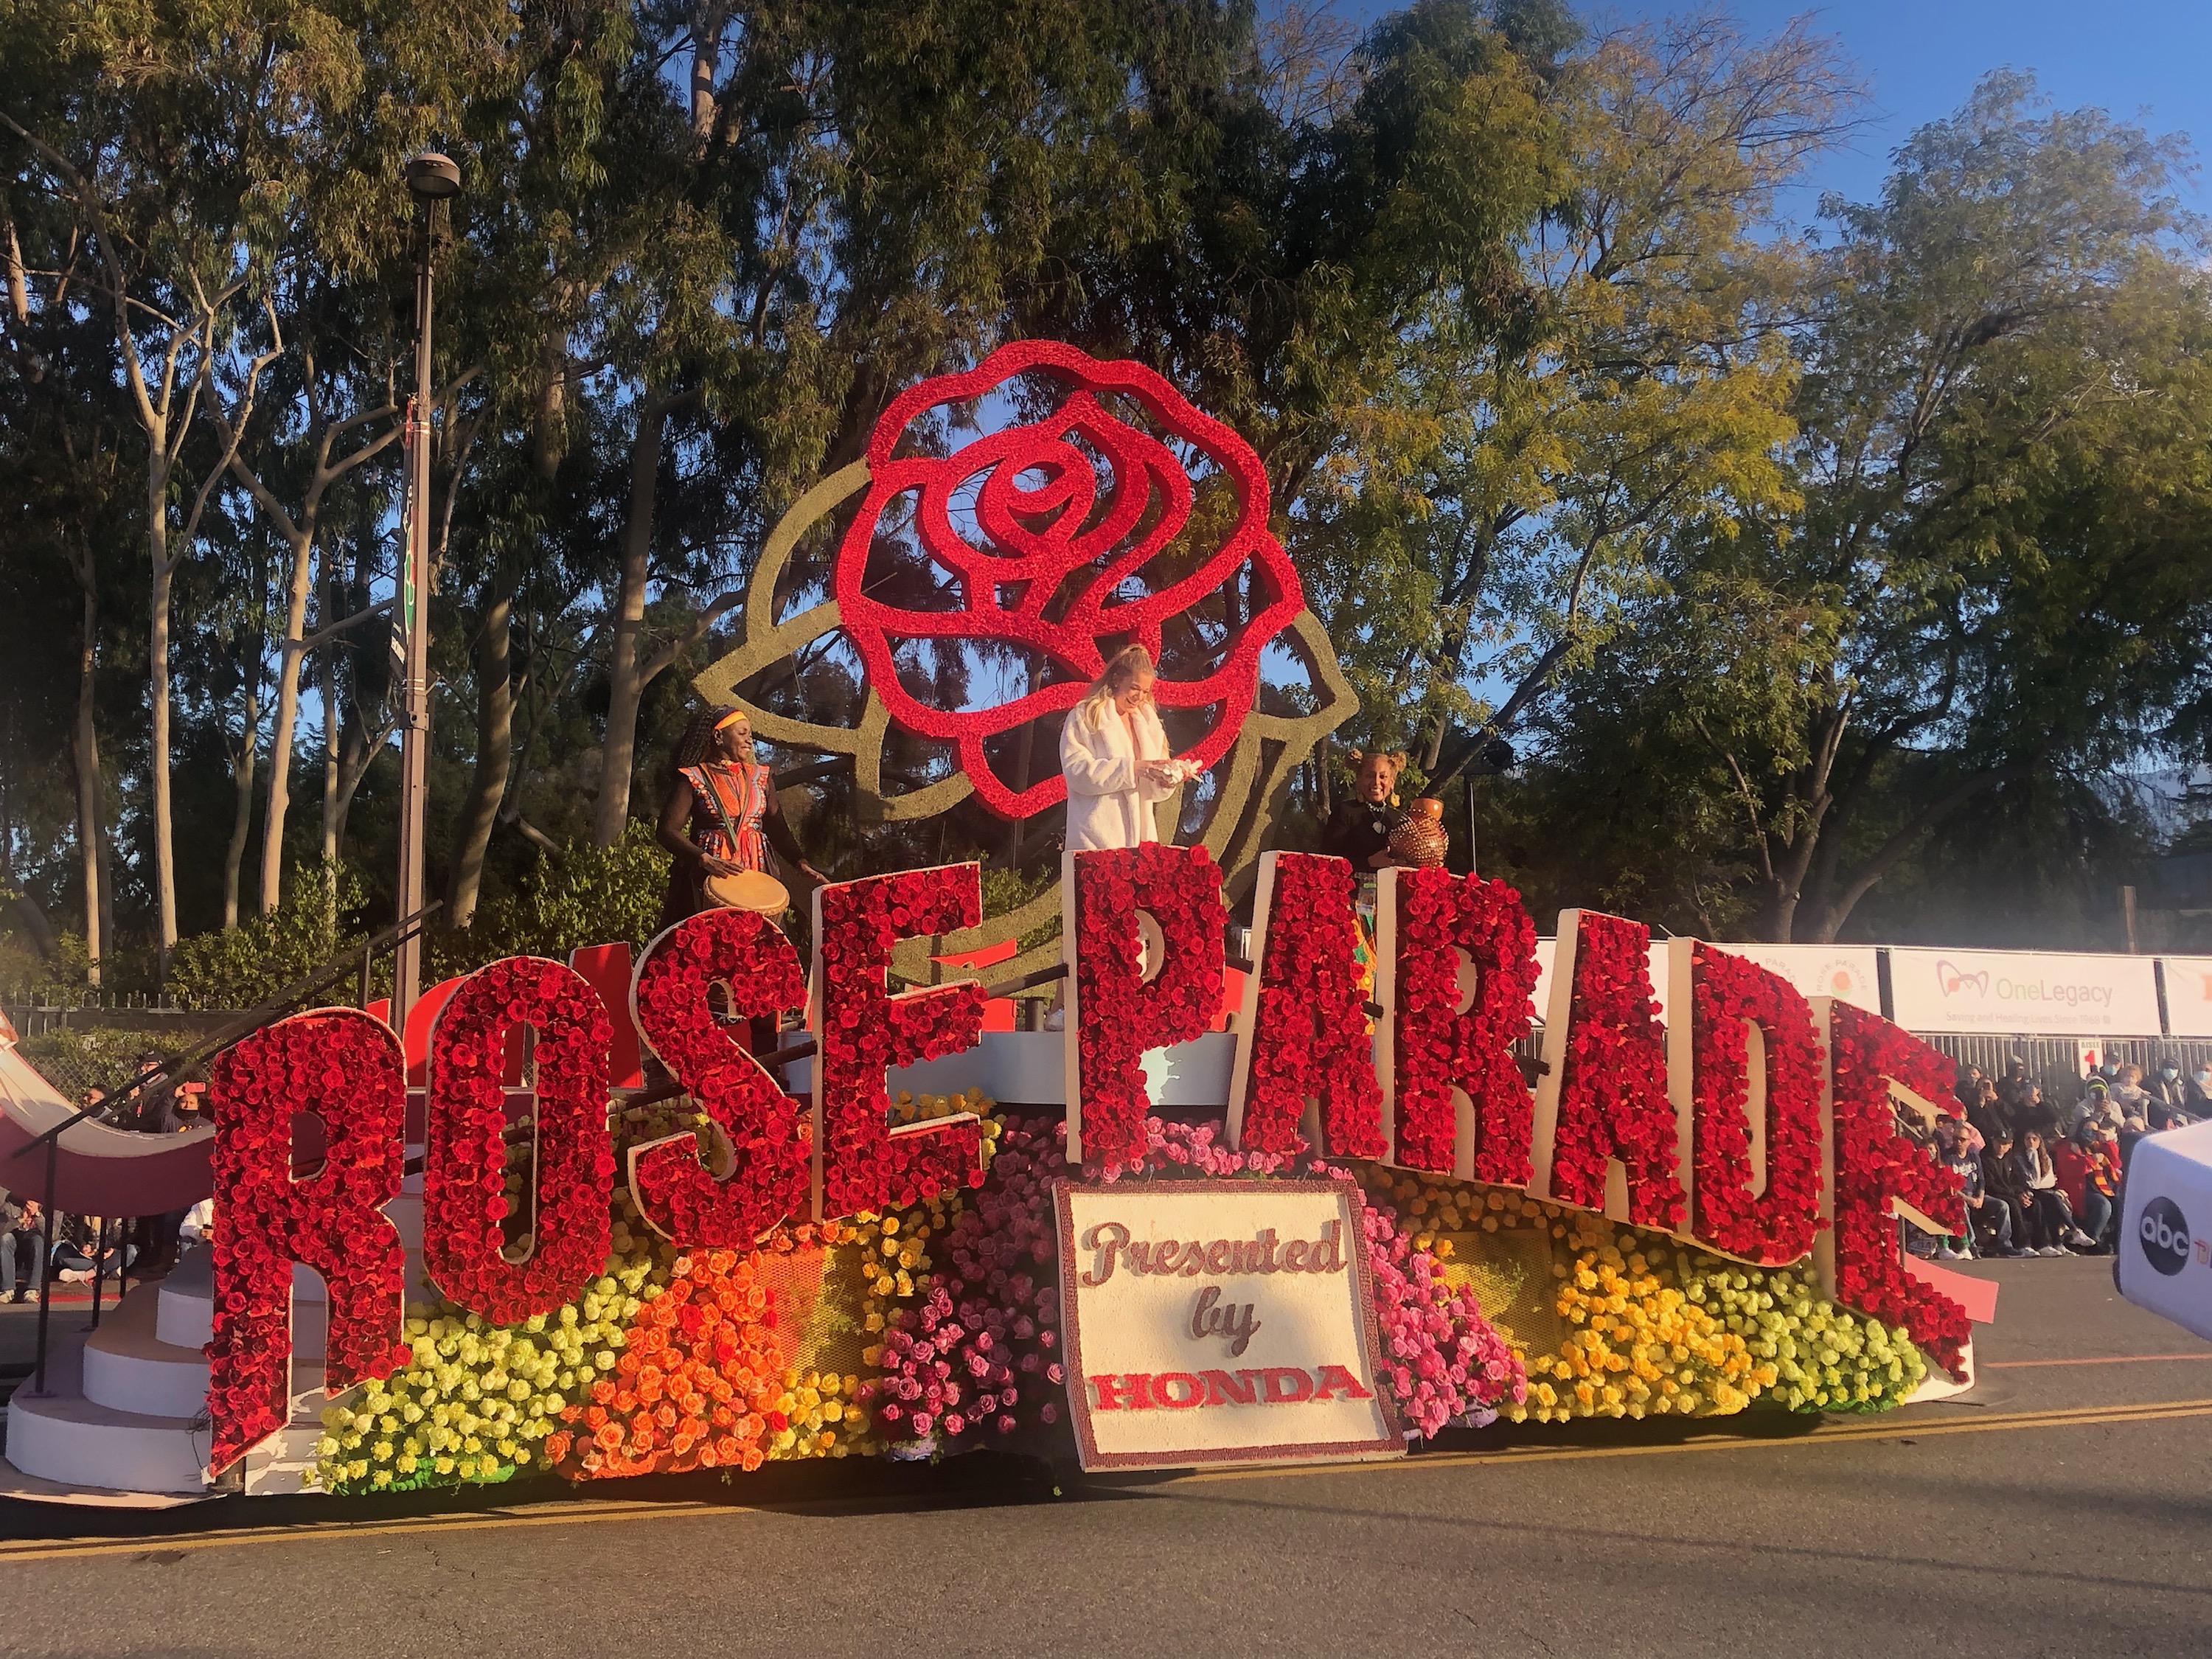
[2, 1396, 2207, 1565]
[1166, 1397, 2212, 1486]
[1983, 1353, 2212, 1368]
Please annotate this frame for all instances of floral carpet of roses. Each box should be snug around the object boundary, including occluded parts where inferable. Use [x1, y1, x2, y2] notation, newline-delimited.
[314, 1082, 1937, 1493]
[1377, 1173, 1925, 1423]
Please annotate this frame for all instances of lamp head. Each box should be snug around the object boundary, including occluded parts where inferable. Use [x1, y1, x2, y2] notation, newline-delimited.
[405, 153, 462, 201]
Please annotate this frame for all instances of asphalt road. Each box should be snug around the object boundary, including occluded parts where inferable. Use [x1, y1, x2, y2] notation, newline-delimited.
[1, 1256, 2208, 1659]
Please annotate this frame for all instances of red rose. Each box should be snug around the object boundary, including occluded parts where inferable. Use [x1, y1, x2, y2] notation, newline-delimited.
[1385, 868, 1539, 1183]
[1231, 852, 1386, 1159]
[833, 340, 1304, 818]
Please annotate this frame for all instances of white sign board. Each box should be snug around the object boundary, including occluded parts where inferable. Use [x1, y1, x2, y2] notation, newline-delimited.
[1054, 1180, 1402, 1471]
[1887, 947, 2163, 1036]
[1710, 944, 1882, 1015]
[2115, 1120, 2212, 1343]
[2158, 958, 2212, 1039]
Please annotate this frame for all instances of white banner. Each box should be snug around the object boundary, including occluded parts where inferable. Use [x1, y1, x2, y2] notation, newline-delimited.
[1888, 947, 2163, 1036]
[2159, 959, 2212, 1039]
[1053, 1180, 1400, 1471]
[1708, 944, 1882, 1015]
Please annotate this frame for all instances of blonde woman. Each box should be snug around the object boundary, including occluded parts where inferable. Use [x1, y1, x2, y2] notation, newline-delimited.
[1059, 644, 1187, 852]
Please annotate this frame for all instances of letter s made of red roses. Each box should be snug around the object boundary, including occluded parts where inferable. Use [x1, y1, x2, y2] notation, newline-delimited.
[423, 956, 614, 1324]
[629, 908, 810, 1244]
[811, 864, 987, 1218]
[205, 1007, 410, 1475]
[1064, 842, 1226, 1169]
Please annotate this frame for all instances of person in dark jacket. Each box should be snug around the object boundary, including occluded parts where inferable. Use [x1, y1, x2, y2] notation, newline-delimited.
[1949, 1121, 2021, 1257]
[1321, 750, 1415, 877]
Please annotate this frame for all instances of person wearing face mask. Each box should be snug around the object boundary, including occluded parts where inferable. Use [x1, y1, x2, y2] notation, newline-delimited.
[2146, 1060, 2194, 1132]
[2174, 1062, 2212, 1127]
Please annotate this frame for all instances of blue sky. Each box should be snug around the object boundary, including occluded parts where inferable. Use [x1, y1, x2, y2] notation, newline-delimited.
[1345, 1, 2210, 215]
[1618, 1, 2210, 214]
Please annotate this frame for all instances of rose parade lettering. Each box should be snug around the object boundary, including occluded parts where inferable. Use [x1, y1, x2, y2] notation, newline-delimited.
[202, 846, 1973, 1478]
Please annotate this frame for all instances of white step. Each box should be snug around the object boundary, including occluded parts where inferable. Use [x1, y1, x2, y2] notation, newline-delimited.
[3, 1332, 209, 1497]
[157, 1248, 327, 1357]
[243, 1397, 333, 1497]
[83, 1283, 221, 1419]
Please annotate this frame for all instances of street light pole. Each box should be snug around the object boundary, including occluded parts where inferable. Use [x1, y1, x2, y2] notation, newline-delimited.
[392, 152, 460, 1037]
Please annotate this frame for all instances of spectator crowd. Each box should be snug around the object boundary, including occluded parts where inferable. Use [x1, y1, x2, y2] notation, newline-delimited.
[1913, 1057, 2209, 1262]
[0, 1051, 207, 1304]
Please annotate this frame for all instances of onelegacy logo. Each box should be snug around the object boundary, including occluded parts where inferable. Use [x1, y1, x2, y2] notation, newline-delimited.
[1933, 959, 2114, 1008]
[1935, 961, 1989, 997]
[2138, 1197, 2191, 1277]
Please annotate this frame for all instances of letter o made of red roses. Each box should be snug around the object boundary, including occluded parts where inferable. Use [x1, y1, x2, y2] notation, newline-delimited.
[629, 909, 810, 1244]
[425, 956, 614, 1322]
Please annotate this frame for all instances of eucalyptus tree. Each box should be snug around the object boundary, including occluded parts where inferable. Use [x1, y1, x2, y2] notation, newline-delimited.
[1713, 73, 2209, 941]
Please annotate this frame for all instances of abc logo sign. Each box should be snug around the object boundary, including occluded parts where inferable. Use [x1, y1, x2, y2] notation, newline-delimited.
[2138, 1197, 2191, 1278]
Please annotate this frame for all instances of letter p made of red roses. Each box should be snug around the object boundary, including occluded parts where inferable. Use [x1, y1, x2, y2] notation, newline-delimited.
[205, 1008, 411, 1475]
[1064, 842, 1226, 1169]
[812, 864, 988, 1217]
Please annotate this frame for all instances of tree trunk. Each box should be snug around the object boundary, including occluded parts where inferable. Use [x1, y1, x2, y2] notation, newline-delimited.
[260, 520, 319, 914]
[147, 457, 178, 969]
[72, 581, 102, 987]
[532, 330, 567, 480]
[223, 682, 259, 931]
[594, 389, 678, 847]
[447, 582, 515, 927]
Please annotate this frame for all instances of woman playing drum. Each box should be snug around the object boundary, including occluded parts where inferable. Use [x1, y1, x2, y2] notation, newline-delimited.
[655, 704, 825, 932]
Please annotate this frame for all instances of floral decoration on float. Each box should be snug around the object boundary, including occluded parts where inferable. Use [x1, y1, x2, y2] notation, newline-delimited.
[182, 844, 1982, 1499]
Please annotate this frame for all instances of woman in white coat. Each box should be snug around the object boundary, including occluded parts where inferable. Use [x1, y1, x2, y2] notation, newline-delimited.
[1059, 644, 1186, 852]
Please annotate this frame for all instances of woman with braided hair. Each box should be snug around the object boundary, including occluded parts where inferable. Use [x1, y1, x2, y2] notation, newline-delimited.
[655, 704, 825, 933]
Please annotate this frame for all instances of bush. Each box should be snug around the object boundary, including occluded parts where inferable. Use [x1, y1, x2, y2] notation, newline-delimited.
[168, 864, 372, 1012]
[428, 821, 672, 979]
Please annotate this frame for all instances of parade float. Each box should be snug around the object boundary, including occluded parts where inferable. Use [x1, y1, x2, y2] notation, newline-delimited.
[0, 344, 1982, 1505]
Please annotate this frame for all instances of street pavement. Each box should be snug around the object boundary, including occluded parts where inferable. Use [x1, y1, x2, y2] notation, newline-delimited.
[1, 1256, 2208, 1658]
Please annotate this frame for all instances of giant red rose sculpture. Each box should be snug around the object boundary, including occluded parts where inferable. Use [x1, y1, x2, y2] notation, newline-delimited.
[1545, 911, 1683, 1229]
[833, 339, 1304, 818]
[630, 909, 811, 1245]
[814, 866, 987, 1217]
[1827, 1002, 1972, 1378]
[1230, 852, 1386, 1160]
[1067, 842, 1227, 1169]
[424, 956, 615, 1324]
[204, 1008, 411, 1473]
[1383, 869, 1540, 1183]
[1686, 943, 1826, 1265]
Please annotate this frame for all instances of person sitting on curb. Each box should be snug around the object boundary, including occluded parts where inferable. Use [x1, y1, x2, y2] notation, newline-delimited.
[2011, 1130, 2078, 1257]
[1939, 1115, 2020, 1258]
[1, 1191, 44, 1302]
